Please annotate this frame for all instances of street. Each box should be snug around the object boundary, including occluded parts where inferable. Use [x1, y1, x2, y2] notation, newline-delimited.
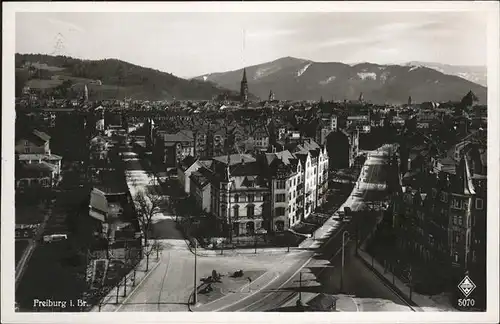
[114, 143, 412, 312]
[199, 145, 414, 312]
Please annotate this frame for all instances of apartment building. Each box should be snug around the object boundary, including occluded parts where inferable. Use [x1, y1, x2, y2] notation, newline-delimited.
[392, 146, 486, 304]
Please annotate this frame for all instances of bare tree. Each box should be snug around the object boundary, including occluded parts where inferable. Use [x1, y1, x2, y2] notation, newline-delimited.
[133, 183, 164, 271]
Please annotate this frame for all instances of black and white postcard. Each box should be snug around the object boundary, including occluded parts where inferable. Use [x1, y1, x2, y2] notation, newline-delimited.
[2, 1, 499, 324]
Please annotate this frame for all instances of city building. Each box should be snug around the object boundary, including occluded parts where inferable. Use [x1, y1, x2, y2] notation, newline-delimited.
[263, 150, 303, 229]
[347, 114, 371, 133]
[15, 128, 63, 184]
[89, 186, 138, 242]
[316, 114, 338, 145]
[189, 167, 213, 213]
[209, 154, 267, 237]
[177, 156, 213, 194]
[391, 144, 486, 305]
[153, 129, 195, 168]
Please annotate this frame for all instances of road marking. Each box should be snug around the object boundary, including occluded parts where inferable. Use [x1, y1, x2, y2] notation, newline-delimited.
[351, 297, 360, 312]
[235, 228, 350, 312]
[211, 271, 283, 312]
[156, 251, 172, 311]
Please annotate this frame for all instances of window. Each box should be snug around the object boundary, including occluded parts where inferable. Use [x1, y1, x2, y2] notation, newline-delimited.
[247, 205, 255, 218]
[454, 253, 459, 263]
[248, 194, 254, 202]
[458, 216, 463, 226]
[452, 199, 461, 209]
[463, 201, 469, 211]
[455, 233, 460, 243]
[234, 194, 239, 203]
[276, 194, 286, 203]
[24, 147, 31, 153]
[453, 216, 457, 225]
[233, 205, 239, 218]
[276, 180, 285, 189]
[476, 198, 484, 210]
[275, 207, 285, 216]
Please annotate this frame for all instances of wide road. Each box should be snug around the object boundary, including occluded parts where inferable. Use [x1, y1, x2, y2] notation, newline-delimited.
[115, 141, 310, 312]
[205, 145, 413, 312]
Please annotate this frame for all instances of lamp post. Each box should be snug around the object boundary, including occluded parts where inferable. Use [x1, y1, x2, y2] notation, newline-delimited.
[193, 239, 198, 305]
[340, 230, 349, 292]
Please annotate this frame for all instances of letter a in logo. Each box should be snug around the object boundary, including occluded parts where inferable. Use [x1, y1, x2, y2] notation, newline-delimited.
[458, 275, 476, 297]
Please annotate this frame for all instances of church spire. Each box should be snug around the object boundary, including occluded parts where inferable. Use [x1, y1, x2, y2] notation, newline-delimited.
[240, 68, 249, 102]
[268, 89, 275, 101]
[242, 68, 247, 82]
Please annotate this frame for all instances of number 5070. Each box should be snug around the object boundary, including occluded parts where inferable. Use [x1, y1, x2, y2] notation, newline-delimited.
[458, 298, 475, 307]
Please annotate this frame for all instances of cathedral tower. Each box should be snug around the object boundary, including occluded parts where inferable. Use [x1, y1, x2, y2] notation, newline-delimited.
[240, 68, 248, 102]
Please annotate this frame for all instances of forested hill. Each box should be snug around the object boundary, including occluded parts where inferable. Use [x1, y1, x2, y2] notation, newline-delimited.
[15, 53, 238, 101]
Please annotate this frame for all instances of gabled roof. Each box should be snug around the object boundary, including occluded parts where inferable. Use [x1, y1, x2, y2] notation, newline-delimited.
[190, 167, 212, 188]
[179, 156, 198, 171]
[33, 130, 51, 142]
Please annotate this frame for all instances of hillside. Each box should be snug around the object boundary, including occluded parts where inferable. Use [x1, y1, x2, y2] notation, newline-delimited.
[195, 57, 487, 104]
[15, 54, 238, 101]
[404, 61, 487, 87]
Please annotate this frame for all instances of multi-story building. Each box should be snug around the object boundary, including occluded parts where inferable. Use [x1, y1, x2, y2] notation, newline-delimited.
[317, 115, 338, 145]
[391, 144, 486, 306]
[263, 150, 303, 230]
[189, 167, 213, 213]
[15, 129, 63, 187]
[153, 129, 195, 168]
[347, 114, 371, 133]
[245, 125, 270, 152]
[210, 155, 268, 237]
[289, 139, 329, 219]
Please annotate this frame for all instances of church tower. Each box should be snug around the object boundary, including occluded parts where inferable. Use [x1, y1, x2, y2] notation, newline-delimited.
[240, 68, 249, 102]
[268, 90, 275, 102]
[84, 84, 89, 102]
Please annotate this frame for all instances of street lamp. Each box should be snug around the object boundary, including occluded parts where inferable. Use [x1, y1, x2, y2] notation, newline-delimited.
[192, 239, 198, 305]
[340, 230, 349, 292]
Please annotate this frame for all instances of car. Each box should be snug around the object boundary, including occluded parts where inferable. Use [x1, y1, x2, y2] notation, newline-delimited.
[43, 234, 68, 243]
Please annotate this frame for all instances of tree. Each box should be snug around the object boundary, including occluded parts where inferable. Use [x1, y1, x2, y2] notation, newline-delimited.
[133, 181, 164, 270]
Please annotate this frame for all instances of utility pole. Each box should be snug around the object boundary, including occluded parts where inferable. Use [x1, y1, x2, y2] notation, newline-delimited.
[298, 272, 302, 302]
[340, 231, 349, 292]
[193, 240, 198, 305]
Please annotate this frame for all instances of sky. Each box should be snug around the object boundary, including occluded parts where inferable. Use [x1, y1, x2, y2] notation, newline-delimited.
[15, 11, 487, 78]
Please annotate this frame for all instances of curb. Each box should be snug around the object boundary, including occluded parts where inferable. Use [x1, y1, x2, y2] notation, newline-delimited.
[91, 259, 161, 312]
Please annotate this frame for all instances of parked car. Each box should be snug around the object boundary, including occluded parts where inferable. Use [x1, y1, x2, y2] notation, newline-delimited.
[43, 234, 67, 243]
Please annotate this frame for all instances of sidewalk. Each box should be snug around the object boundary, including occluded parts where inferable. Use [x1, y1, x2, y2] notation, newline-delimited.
[357, 248, 456, 312]
[185, 239, 303, 257]
[90, 256, 161, 312]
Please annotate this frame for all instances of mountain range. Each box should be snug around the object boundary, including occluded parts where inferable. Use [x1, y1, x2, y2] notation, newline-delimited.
[195, 57, 487, 104]
[404, 61, 487, 87]
[15, 54, 238, 101]
[16, 54, 487, 104]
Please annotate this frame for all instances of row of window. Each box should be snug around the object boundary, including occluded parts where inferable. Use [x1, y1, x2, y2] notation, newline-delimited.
[233, 193, 258, 203]
[232, 205, 255, 218]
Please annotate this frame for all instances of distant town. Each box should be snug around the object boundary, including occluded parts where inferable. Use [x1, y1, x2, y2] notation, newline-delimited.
[15, 62, 487, 313]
